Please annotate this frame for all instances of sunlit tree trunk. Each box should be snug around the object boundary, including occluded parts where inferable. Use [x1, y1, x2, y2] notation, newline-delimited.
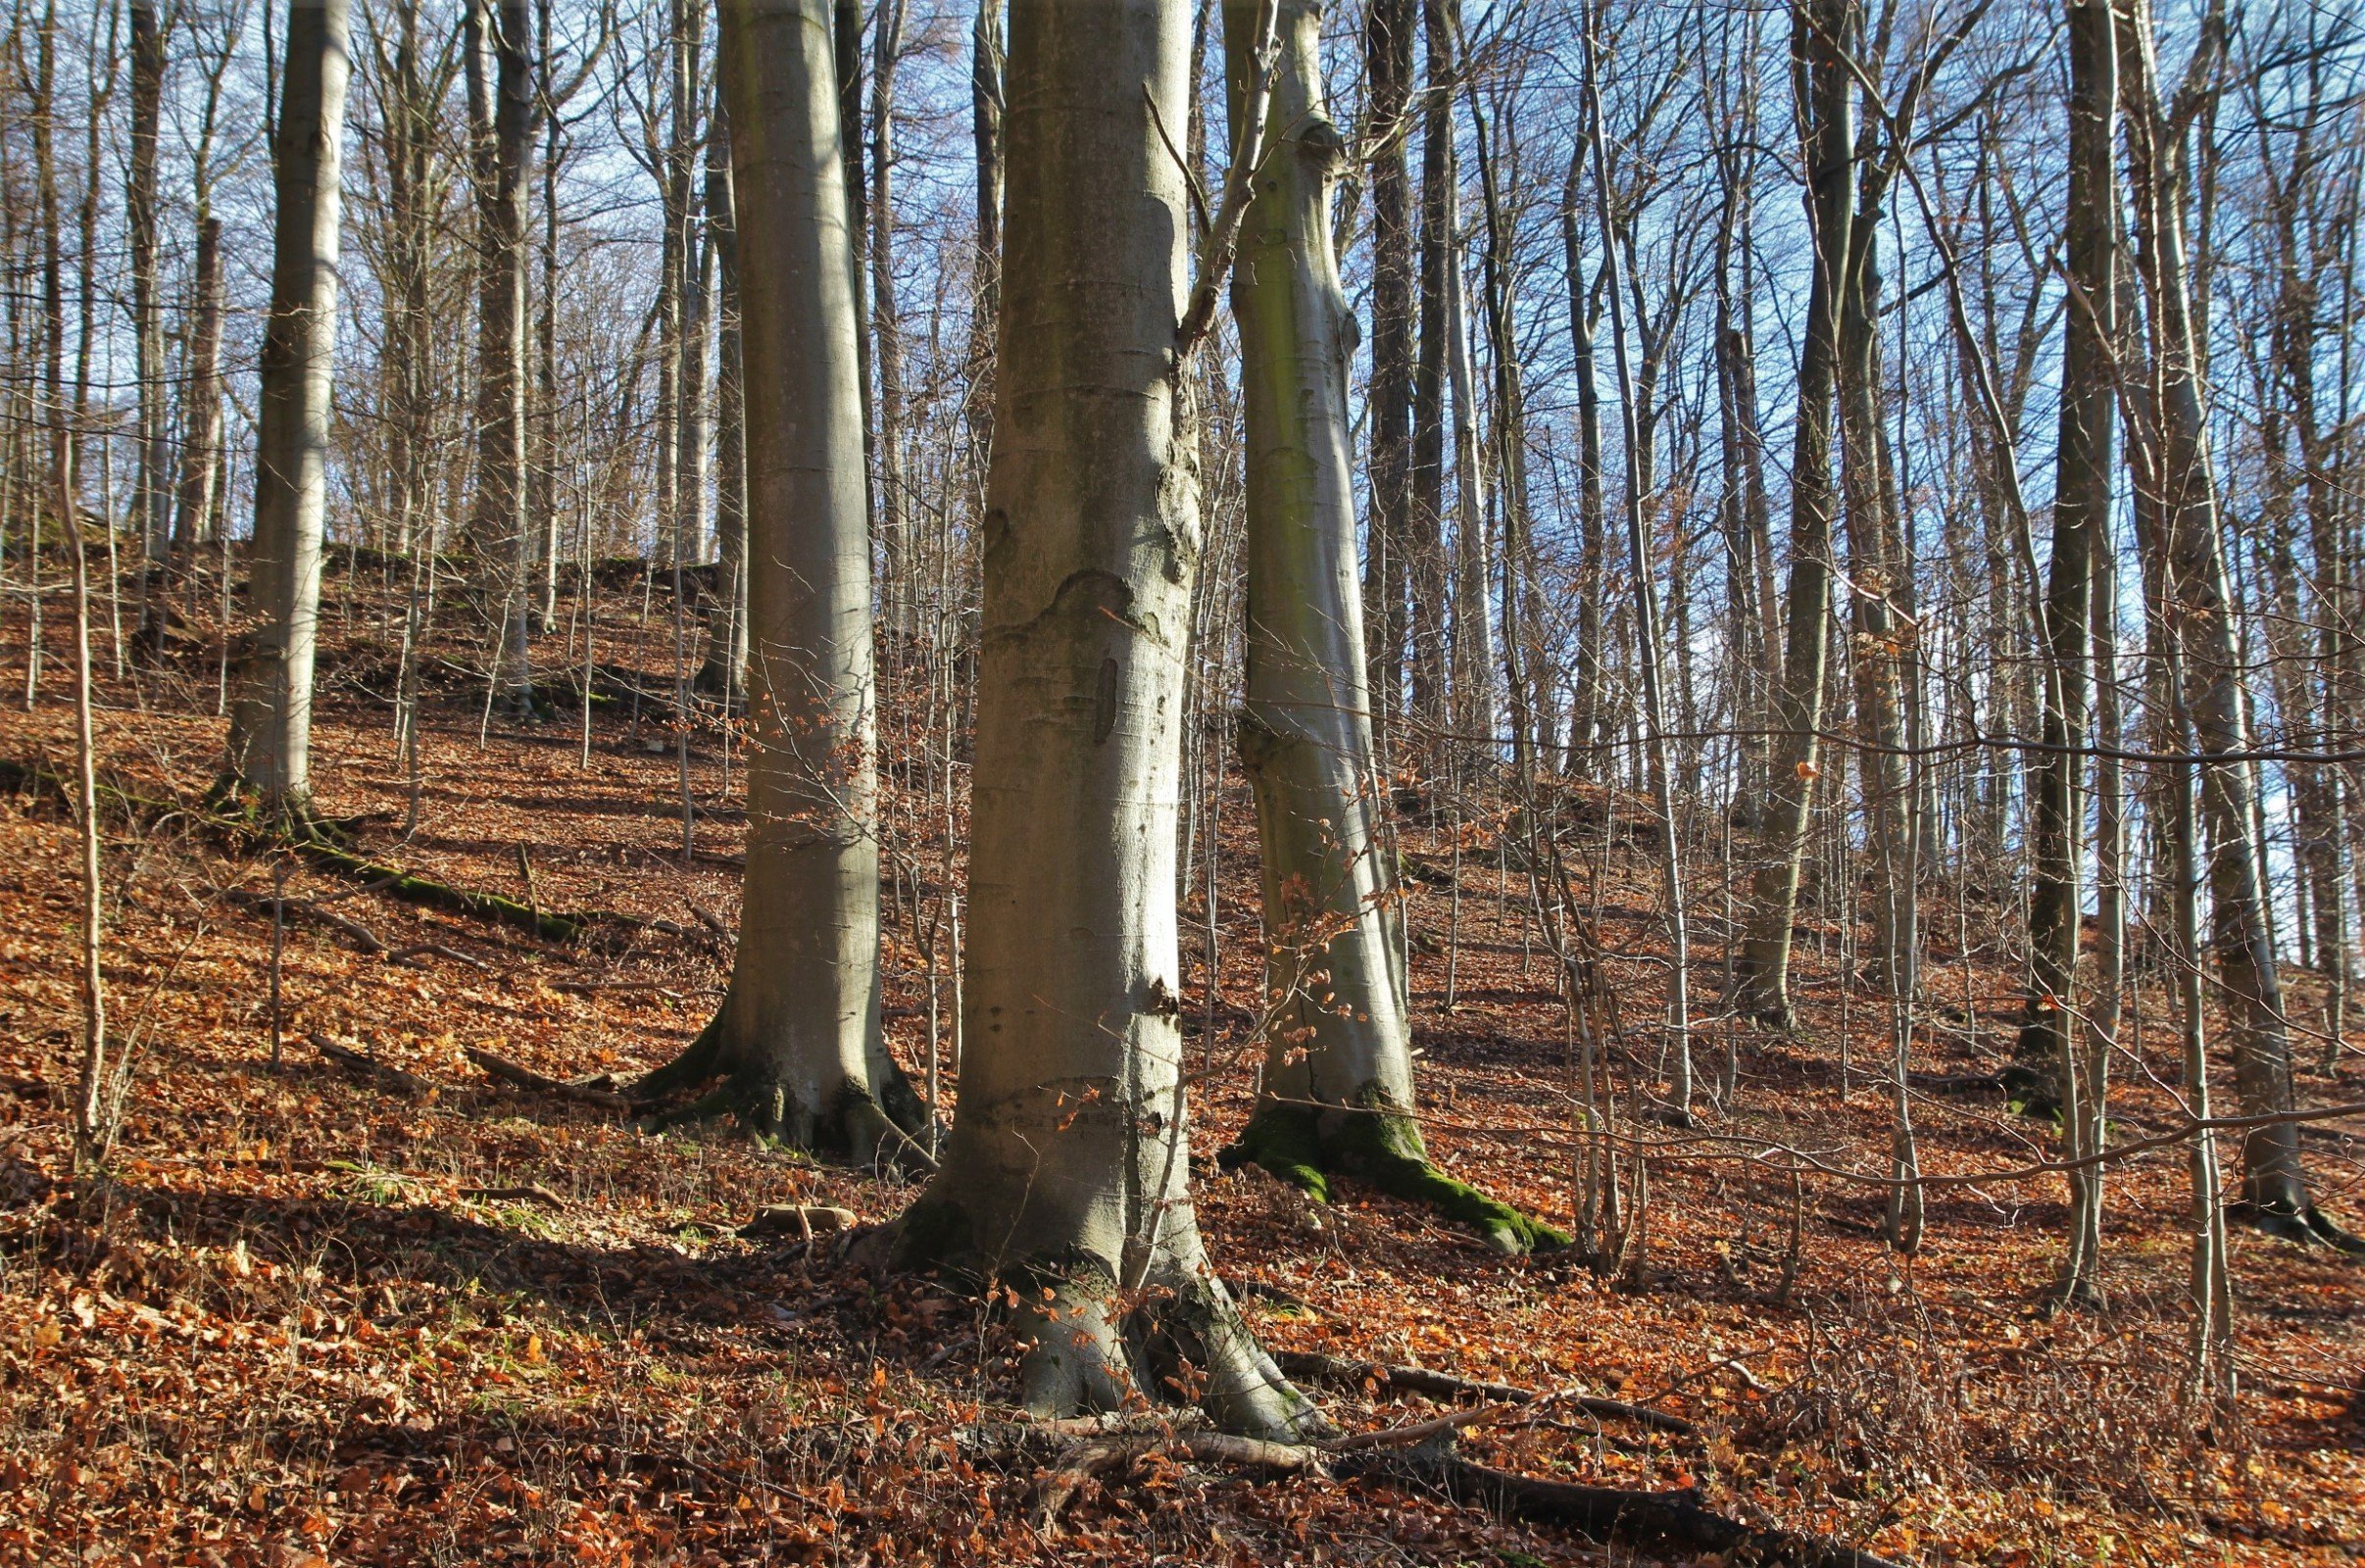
[870, 0, 908, 641]
[464, 0, 535, 714]
[1736, 0, 1853, 1025]
[2120, 0, 2333, 1238]
[636, 0, 923, 1157]
[892, 0, 1322, 1440]
[1560, 145, 1607, 778]
[2030, 0, 2118, 1303]
[223, 0, 351, 811]
[1221, 0, 1557, 1253]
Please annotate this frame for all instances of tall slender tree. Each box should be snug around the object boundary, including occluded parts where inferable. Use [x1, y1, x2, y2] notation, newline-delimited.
[634, 0, 924, 1157]
[223, 0, 352, 812]
[1219, 0, 1559, 1253]
[463, 0, 536, 714]
[1734, 0, 1855, 1025]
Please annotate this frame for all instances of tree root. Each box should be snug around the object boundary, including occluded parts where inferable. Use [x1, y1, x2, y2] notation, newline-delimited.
[1220, 1098, 1569, 1255]
[1018, 1419, 1901, 1566]
[1274, 1350, 1697, 1436]
[2228, 1200, 2365, 1253]
[464, 1046, 634, 1112]
[1355, 1446, 1910, 1568]
[309, 1033, 432, 1095]
[629, 1016, 935, 1170]
[1033, 1430, 1320, 1533]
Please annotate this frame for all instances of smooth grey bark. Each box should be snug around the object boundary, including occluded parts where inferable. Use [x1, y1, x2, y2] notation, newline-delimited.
[463, 0, 535, 714]
[1219, 0, 1555, 1254]
[171, 218, 224, 574]
[127, 1, 166, 586]
[2119, 0, 2339, 1238]
[2031, 0, 2118, 1303]
[636, 0, 922, 1160]
[893, 0, 1321, 1441]
[1359, 0, 1412, 759]
[224, 0, 351, 810]
[870, 0, 908, 640]
[1559, 143, 1608, 778]
[1735, 0, 1853, 1026]
[699, 109, 747, 698]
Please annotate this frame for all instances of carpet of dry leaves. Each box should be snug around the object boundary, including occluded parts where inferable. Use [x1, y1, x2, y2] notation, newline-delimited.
[1, 569, 2360, 1567]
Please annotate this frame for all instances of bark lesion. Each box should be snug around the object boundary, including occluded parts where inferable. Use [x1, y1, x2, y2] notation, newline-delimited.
[1222, 1084, 1569, 1255]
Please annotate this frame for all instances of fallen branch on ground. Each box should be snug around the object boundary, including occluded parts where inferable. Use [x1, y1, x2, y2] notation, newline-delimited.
[464, 1046, 634, 1111]
[741, 1204, 859, 1241]
[310, 1034, 432, 1095]
[461, 1184, 568, 1209]
[222, 887, 388, 955]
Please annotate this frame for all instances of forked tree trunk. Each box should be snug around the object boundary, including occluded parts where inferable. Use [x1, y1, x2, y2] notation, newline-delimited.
[1219, 0, 1558, 1254]
[224, 0, 351, 811]
[636, 0, 924, 1158]
[1735, 0, 1853, 1025]
[892, 0, 1321, 1440]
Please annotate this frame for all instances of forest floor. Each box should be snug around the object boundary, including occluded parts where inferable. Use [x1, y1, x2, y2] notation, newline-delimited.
[1, 570, 2361, 1566]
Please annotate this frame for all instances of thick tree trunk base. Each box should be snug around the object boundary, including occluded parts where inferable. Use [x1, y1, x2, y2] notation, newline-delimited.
[883, 1201, 1329, 1442]
[1996, 1056, 2061, 1119]
[630, 1010, 932, 1169]
[2227, 1198, 2365, 1253]
[1219, 1098, 1569, 1256]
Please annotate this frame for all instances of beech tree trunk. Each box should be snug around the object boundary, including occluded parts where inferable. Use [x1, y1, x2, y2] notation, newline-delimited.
[1359, 0, 1413, 762]
[171, 217, 224, 574]
[127, 1, 166, 600]
[700, 109, 747, 698]
[636, 0, 923, 1158]
[224, 0, 351, 810]
[1560, 145, 1607, 779]
[870, 0, 907, 641]
[2029, 0, 2118, 1302]
[1219, 0, 1556, 1254]
[464, 0, 535, 714]
[1405, 0, 1453, 750]
[892, 0, 1320, 1440]
[2120, 0, 2327, 1235]
[1735, 0, 1854, 1026]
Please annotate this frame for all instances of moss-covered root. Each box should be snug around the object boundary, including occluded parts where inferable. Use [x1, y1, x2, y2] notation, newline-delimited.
[1221, 1101, 1571, 1256]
